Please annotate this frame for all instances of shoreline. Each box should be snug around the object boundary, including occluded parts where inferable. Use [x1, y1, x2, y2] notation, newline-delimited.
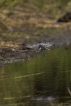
[0, 34, 71, 67]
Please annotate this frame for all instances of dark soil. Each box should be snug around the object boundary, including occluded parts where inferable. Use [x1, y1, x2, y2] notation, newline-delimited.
[57, 12, 71, 22]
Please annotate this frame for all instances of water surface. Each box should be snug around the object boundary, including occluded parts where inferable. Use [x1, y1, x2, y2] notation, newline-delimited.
[0, 47, 71, 105]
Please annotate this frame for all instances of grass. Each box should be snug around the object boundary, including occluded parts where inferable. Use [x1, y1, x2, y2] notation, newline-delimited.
[35, 28, 63, 37]
[0, 28, 66, 41]
[0, 0, 71, 40]
[0, 0, 70, 21]
[1, 33, 39, 41]
[0, 0, 28, 8]
[59, 0, 71, 7]
[31, 0, 44, 10]
[0, 21, 8, 31]
[0, 0, 70, 10]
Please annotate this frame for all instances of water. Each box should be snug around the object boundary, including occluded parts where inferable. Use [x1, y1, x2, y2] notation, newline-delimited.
[0, 47, 71, 105]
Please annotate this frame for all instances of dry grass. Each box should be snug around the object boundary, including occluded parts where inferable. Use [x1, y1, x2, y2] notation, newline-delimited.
[0, 0, 71, 37]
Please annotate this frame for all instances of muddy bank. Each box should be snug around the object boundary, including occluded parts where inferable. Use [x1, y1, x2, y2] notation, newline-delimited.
[0, 33, 71, 67]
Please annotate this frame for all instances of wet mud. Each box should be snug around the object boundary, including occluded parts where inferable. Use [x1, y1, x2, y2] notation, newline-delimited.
[0, 34, 71, 67]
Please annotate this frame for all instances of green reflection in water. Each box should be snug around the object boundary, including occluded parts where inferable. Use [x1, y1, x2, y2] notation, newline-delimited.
[0, 47, 71, 105]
